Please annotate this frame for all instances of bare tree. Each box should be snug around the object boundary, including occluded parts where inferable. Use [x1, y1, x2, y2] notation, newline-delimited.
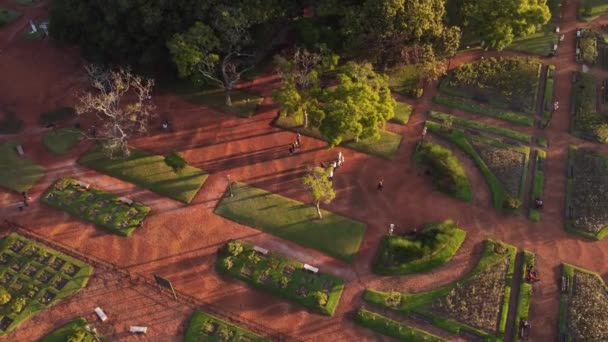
[76, 66, 156, 158]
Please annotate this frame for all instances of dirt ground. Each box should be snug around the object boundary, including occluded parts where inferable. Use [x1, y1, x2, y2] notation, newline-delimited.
[1, 0, 608, 341]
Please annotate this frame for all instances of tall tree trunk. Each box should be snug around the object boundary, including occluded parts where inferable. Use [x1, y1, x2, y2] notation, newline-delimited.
[225, 89, 233, 107]
[315, 200, 322, 219]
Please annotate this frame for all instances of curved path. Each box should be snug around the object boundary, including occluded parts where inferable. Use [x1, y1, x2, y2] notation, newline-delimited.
[0, 0, 607, 341]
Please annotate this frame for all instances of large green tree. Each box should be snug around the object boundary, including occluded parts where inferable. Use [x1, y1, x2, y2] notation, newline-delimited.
[458, 0, 550, 50]
[303, 166, 336, 219]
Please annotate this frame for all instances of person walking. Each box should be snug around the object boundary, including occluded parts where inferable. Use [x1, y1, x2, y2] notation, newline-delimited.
[337, 151, 344, 167]
[296, 133, 301, 147]
[289, 143, 295, 156]
[377, 177, 384, 191]
[328, 168, 334, 181]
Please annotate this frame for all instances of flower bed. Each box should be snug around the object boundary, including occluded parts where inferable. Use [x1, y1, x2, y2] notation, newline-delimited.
[216, 240, 344, 316]
[471, 140, 526, 198]
[42, 178, 150, 236]
[565, 147, 608, 239]
[428, 111, 532, 143]
[354, 308, 446, 342]
[432, 95, 533, 127]
[184, 311, 267, 342]
[542, 65, 555, 127]
[570, 72, 608, 143]
[529, 150, 546, 222]
[0, 234, 93, 335]
[513, 252, 535, 342]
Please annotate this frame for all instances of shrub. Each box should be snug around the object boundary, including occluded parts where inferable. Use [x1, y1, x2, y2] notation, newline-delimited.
[11, 296, 26, 313]
[164, 151, 187, 172]
[227, 241, 244, 256]
[218, 326, 234, 341]
[385, 291, 402, 308]
[580, 31, 598, 65]
[247, 250, 261, 264]
[279, 276, 290, 288]
[222, 257, 234, 270]
[312, 291, 328, 306]
[67, 330, 87, 342]
[411, 88, 424, 98]
[503, 196, 522, 210]
[0, 286, 11, 305]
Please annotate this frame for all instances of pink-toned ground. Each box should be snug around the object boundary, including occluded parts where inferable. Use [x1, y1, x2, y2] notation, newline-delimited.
[0, 0, 607, 341]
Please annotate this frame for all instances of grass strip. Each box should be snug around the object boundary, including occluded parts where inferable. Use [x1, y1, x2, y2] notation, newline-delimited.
[529, 150, 546, 222]
[184, 311, 268, 342]
[0, 142, 46, 193]
[354, 308, 446, 342]
[428, 111, 532, 143]
[433, 95, 534, 127]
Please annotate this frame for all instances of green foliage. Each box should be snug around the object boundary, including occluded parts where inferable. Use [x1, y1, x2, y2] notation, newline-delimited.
[0, 142, 46, 194]
[66, 330, 87, 342]
[0, 287, 11, 305]
[164, 151, 187, 173]
[386, 64, 422, 98]
[184, 311, 267, 342]
[579, 30, 598, 65]
[580, 0, 608, 19]
[428, 111, 532, 143]
[218, 326, 234, 341]
[313, 291, 329, 306]
[40, 318, 96, 342]
[571, 73, 608, 143]
[391, 102, 413, 125]
[222, 257, 234, 270]
[227, 241, 244, 256]
[43, 129, 83, 155]
[415, 142, 472, 202]
[302, 167, 336, 218]
[11, 296, 26, 313]
[503, 196, 522, 210]
[433, 95, 534, 126]
[354, 308, 446, 342]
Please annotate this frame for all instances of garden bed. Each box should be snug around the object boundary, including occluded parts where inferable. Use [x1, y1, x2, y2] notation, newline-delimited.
[513, 251, 535, 342]
[428, 111, 532, 143]
[354, 308, 446, 342]
[565, 146, 608, 240]
[184, 311, 267, 342]
[42, 178, 151, 236]
[559, 263, 608, 341]
[40, 317, 98, 342]
[216, 240, 345, 316]
[363, 240, 516, 340]
[373, 220, 466, 275]
[570, 72, 608, 143]
[0, 234, 93, 335]
[542, 65, 555, 127]
[432, 95, 533, 127]
[529, 150, 546, 222]
[215, 182, 366, 263]
[0, 142, 46, 193]
[507, 24, 559, 56]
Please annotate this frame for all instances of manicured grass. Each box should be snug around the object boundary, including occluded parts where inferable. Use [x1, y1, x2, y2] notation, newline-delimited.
[43, 129, 83, 155]
[215, 182, 366, 263]
[173, 83, 264, 118]
[391, 101, 413, 125]
[542, 66, 555, 126]
[428, 111, 532, 143]
[79, 146, 208, 203]
[0, 142, 46, 193]
[364, 240, 517, 340]
[185, 311, 267, 342]
[354, 308, 446, 342]
[548, 0, 563, 17]
[507, 26, 559, 56]
[274, 115, 402, 160]
[529, 150, 546, 222]
[537, 136, 548, 148]
[40, 318, 97, 342]
[0, 233, 94, 335]
[580, 0, 608, 20]
[0, 8, 20, 27]
[216, 240, 345, 316]
[42, 178, 151, 236]
[513, 251, 535, 342]
[39, 107, 76, 127]
[433, 95, 534, 127]
[415, 142, 472, 202]
[386, 64, 422, 98]
[373, 220, 466, 275]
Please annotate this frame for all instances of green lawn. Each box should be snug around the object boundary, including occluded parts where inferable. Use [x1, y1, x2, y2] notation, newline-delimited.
[40, 318, 97, 342]
[354, 308, 446, 342]
[433, 95, 534, 127]
[0, 8, 20, 27]
[580, 0, 608, 20]
[275, 116, 402, 160]
[428, 111, 532, 143]
[185, 311, 267, 342]
[43, 129, 83, 155]
[173, 83, 264, 118]
[529, 150, 546, 222]
[513, 252, 535, 342]
[0, 234, 94, 335]
[386, 64, 422, 98]
[391, 101, 413, 125]
[373, 220, 466, 275]
[215, 182, 366, 263]
[507, 25, 559, 56]
[0, 142, 46, 193]
[79, 146, 208, 203]
[216, 240, 345, 316]
[42, 178, 151, 236]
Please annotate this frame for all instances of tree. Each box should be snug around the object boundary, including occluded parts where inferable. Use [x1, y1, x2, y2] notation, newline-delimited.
[303, 167, 336, 219]
[458, 0, 550, 50]
[76, 65, 156, 158]
[167, 6, 256, 107]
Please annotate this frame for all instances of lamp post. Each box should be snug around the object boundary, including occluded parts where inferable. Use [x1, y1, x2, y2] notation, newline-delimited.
[227, 174, 233, 197]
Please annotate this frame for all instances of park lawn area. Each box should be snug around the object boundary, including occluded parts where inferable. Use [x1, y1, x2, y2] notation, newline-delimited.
[391, 101, 413, 125]
[0, 233, 93, 336]
[433, 95, 534, 127]
[79, 146, 208, 203]
[0, 142, 46, 194]
[43, 129, 83, 155]
[364, 240, 517, 340]
[415, 142, 472, 202]
[215, 182, 365, 263]
[507, 25, 559, 56]
[542, 66, 555, 127]
[570, 72, 608, 143]
[428, 111, 531, 143]
[386, 64, 422, 98]
[373, 220, 466, 275]
[275, 115, 402, 160]
[0, 8, 20, 27]
[42, 178, 151, 236]
[513, 251, 535, 342]
[40, 317, 97, 342]
[216, 240, 345, 316]
[185, 311, 267, 342]
[173, 82, 263, 118]
[559, 263, 608, 341]
[564, 146, 608, 240]
[580, 0, 608, 20]
[529, 150, 546, 222]
[354, 308, 446, 342]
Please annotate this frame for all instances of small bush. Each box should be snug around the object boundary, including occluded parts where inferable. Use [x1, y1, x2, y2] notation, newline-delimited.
[385, 291, 402, 308]
[67, 330, 87, 342]
[11, 296, 26, 313]
[503, 196, 522, 210]
[227, 241, 243, 256]
[202, 322, 215, 334]
[312, 291, 328, 306]
[0, 286, 11, 304]
[218, 326, 234, 341]
[247, 250, 261, 264]
[222, 257, 234, 270]
[411, 88, 424, 98]
[279, 276, 290, 288]
[164, 151, 187, 172]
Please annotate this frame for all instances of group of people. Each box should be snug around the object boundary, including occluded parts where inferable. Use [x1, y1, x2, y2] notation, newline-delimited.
[17, 192, 31, 211]
[326, 152, 345, 181]
[289, 133, 302, 155]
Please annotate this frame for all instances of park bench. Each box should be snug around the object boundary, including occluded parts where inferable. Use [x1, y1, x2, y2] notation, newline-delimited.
[561, 275, 569, 293]
[75, 181, 90, 190]
[576, 29, 582, 38]
[303, 264, 319, 274]
[118, 197, 133, 206]
[94, 307, 108, 322]
[129, 326, 147, 334]
[15, 144, 24, 156]
[519, 320, 530, 340]
[253, 246, 269, 256]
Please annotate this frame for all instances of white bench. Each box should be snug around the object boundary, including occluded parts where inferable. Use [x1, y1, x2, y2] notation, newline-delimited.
[253, 246, 269, 255]
[303, 264, 319, 274]
[118, 197, 133, 205]
[129, 326, 148, 334]
[75, 181, 90, 189]
[15, 144, 24, 156]
[94, 307, 107, 322]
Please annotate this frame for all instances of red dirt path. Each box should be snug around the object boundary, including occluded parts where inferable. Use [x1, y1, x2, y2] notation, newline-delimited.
[0, 0, 607, 341]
